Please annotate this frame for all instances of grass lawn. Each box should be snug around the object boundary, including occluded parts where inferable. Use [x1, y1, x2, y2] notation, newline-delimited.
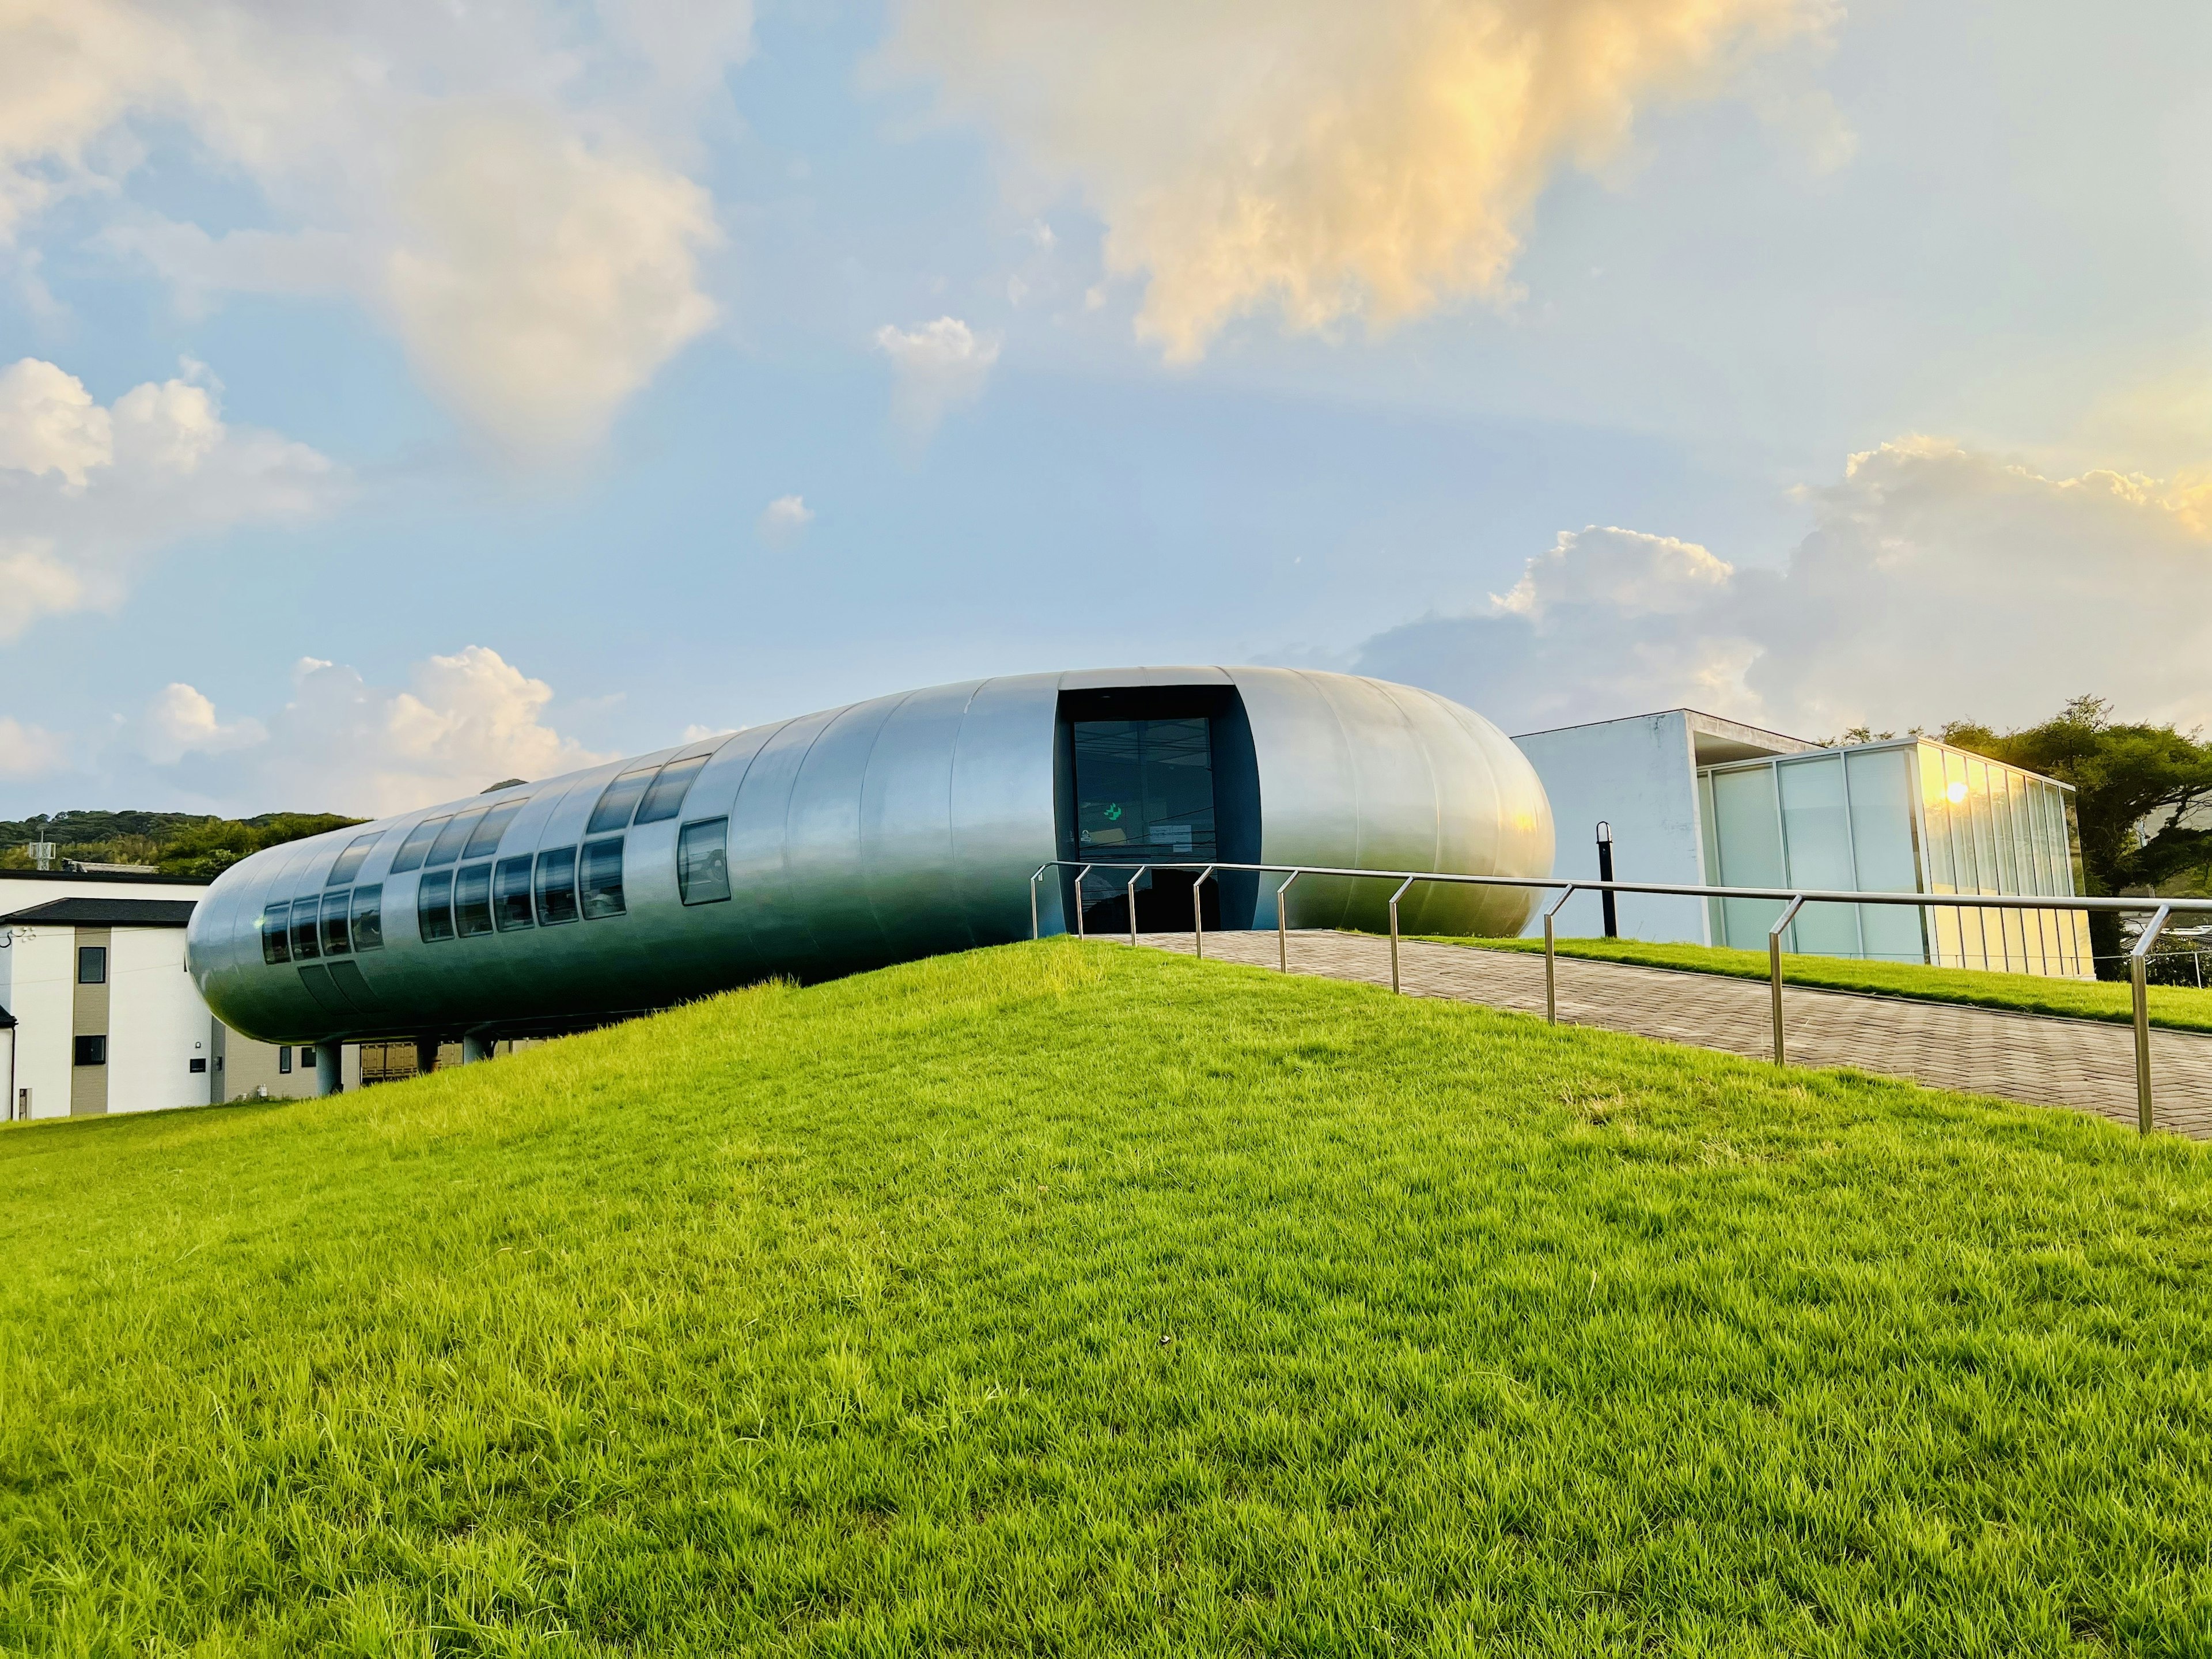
[1426, 933, 2212, 1035]
[6, 940, 2212, 1654]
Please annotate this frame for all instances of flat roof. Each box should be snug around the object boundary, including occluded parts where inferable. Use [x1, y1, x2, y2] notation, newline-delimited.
[0, 866, 214, 887]
[1, 897, 199, 928]
[1512, 707, 1819, 762]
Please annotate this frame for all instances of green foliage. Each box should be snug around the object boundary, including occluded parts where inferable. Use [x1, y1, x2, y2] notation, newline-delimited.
[0, 809, 364, 876]
[1443, 933, 2212, 1031]
[5, 941, 2212, 1653]
[1941, 696, 2212, 969]
[151, 812, 366, 876]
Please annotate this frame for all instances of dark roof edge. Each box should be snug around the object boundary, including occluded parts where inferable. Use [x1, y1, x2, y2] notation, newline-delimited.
[0, 868, 215, 887]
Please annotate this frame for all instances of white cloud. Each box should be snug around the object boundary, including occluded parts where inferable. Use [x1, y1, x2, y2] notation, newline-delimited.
[0, 717, 69, 781]
[141, 683, 266, 766]
[0, 2, 748, 456]
[757, 493, 814, 543]
[0, 357, 113, 487]
[0, 357, 336, 640]
[384, 105, 721, 454]
[146, 647, 617, 817]
[873, 316, 1000, 432]
[1349, 437, 2212, 737]
[882, 0, 1830, 361]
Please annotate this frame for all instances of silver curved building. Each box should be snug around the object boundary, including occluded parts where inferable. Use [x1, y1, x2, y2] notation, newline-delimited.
[187, 666, 1553, 1054]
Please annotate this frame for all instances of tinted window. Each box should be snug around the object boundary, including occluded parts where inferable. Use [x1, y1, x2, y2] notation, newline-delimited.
[581, 837, 626, 918]
[495, 856, 535, 930]
[635, 756, 709, 825]
[290, 900, 322, 960]
[321, 891, 352, 956]
[426, 807, 489, 867]
[278, 1045, 293, 1074]
[351, 885, 384, 951]
[535, 846, 579, 925]
[327, 832, 382, 886]
[261, 901, 291, 964]
[74, 1035, 107, 1067]
[418, 869, 456, 941]
[78, 945, 108, 984]
[454, 861, 495, 936]
[463, 797, 531, 861]
[678, 817, 731, 905]
[587, 769, 656, 834]
[390, 816, 448, 874]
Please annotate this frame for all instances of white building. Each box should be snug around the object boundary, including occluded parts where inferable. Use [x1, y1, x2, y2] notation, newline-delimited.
[1513, 709, 2094, 978]
[1, 871, 332, 1123]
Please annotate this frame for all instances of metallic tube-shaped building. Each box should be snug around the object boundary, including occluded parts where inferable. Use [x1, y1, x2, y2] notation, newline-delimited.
[187, 667, 1554, 1044]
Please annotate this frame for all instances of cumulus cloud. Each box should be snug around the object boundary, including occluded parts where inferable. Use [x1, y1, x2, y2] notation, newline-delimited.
[0, 357, 336, 640]
[882, 0, 1828, 360]
[141, 683, 267, 766]
[757, 493, 815, 543]
[1, 2, 746, 455]
[1349, 437, 2212, 737]
[873, 316, 1000, 432]
[146, 647, 616, 816]
[0, 717, 68, 781]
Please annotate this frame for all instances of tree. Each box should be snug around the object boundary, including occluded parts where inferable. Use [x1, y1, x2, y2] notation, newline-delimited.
[1940, 696, 2212, 975]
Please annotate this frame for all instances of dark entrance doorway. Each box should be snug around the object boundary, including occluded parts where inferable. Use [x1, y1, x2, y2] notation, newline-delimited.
[1056, 685, 1261, 934]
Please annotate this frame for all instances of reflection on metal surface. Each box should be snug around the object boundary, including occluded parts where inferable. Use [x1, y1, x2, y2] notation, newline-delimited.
[187, 667, 1555, 1043]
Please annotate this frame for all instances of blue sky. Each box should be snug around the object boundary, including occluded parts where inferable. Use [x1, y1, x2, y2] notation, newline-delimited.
[1, 0, 2206, 817]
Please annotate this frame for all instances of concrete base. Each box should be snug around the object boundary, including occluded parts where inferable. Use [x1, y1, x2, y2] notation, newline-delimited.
[313, 1043, 343, 1096]
[461, 1032, 494, 1065]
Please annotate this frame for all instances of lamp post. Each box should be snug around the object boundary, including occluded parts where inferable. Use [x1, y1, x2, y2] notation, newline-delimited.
[1596, 821, 1618, 940]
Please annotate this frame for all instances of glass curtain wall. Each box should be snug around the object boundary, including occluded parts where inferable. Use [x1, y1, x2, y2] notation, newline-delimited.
[1701, 740, 2087, 978]
[1911, 741, 2090, 976]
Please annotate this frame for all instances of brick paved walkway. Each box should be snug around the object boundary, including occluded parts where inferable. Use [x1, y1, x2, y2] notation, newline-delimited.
[1135, 929, 2212, 1139]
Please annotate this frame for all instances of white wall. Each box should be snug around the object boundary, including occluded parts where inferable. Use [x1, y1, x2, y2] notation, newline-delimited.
[1, 929, 77, 1120]
[1512, 712, 1711, 944]
[105, 928, 216, 1115]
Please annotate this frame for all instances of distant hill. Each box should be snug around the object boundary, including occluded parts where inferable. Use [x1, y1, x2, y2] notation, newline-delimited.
[0, 808, 366, 877]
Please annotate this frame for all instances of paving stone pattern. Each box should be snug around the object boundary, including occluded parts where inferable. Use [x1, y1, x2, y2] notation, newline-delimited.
[1135, 929, 2212, 1140]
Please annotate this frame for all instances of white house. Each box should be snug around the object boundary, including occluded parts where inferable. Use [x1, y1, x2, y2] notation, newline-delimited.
[1, 872, 333, 1123]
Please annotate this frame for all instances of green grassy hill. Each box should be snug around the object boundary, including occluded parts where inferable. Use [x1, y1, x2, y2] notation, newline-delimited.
[6, 942, 2212, 1654]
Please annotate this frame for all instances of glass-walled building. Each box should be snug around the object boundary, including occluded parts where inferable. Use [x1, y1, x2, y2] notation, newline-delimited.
[1696, 739, 2092, 978]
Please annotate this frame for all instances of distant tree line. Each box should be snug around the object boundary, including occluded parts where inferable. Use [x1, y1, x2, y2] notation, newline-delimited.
[0, 809, 366, 878]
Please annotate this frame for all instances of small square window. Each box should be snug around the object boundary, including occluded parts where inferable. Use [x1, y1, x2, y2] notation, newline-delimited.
[78, 945, 107, 984]
[189, 1057, 208, 1074]
[678, 817, 732, 905]
[74, 1034, 107, 1067]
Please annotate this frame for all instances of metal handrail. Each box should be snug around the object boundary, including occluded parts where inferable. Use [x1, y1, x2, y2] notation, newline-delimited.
[1027, 857, 2212, 1134]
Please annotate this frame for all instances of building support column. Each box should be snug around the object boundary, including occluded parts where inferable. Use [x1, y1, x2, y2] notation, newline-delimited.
[461, 1031, 494, 1065]
[314, 1043, 343, 1096]
[415, 1037, 440, 1077]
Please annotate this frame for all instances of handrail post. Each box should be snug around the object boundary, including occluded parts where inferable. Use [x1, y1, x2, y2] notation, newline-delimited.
[1192, 865, 1215, 960]
[1541, 885, 1578, 1025]
[1029, 864, 1048, 941]
[1770, 896, 1807, 1066]
[2133, 903, 2173, 1135]
[1388, 876, 1419, 993]
[1277, 870, 1301, 972]
[1073, 865, 1093, 940]
[1127, 865, 1147, 947]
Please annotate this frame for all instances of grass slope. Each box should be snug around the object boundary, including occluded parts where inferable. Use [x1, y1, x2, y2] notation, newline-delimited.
[5, 941, 2212, 1655]
[1430, 934, 2212, 1035]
